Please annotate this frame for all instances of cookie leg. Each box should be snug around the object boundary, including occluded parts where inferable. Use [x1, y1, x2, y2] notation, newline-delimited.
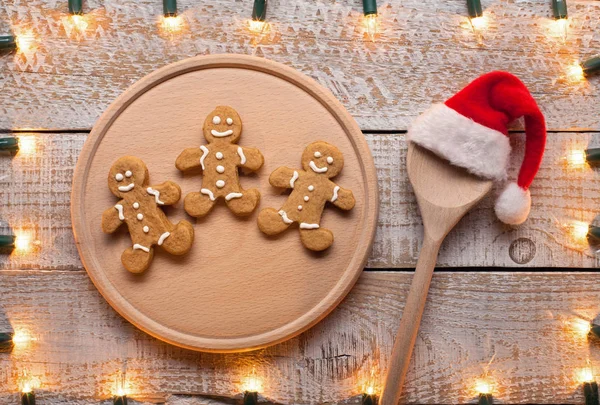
[184, 191, 216, 218]
[257, 207, 292, 235]
[226, 188, 260, 216]
[121, 246, 154, 274]
[299, 228, 334, 251]
[161, 221, 195, 255]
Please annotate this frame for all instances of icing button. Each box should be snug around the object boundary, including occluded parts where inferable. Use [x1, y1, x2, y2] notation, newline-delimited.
[143, 226, 149, 233]
[133, 202, 140, 209]
[308, 185, 315, 191]
[304, 196, 309, 202]
[137, 213, 143, 220]
[216, 180, 225, 188]
[216, 165, 225, 173]
[298, 205, 303, 211]
[216, 152, 224, 160]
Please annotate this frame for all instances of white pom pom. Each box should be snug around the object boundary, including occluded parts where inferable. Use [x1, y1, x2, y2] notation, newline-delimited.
[494, 182, 531, 225]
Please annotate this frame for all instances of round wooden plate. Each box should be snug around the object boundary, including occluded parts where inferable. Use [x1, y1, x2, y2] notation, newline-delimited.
[71, 54, 378, 352]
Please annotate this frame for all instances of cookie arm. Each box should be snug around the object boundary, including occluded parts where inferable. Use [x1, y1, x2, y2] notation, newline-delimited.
[269, 167, 299, 189]
[102, 205, 124, 233]
[175, 147, 203, 172]
[330, 185, 355, 211]
[147, 181, 181, 206]
[238, 146, 264, 171]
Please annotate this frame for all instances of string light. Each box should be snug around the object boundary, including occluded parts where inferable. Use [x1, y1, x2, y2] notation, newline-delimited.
[578, 362, 599, 405]
[113, 370, 129, 405]
[551, 0, 568, 41]
[361, 369, 379, 405]
[0, 332, 13, 352]
[362, 0, 378, 41]
[466, 0, 487, 37]
[567, 57, 600, 82]
[18, 370, 40, 405]
[161, 0, 183, 33]
[0, 35, 17, 51]
[13, 230, 34, 253]
[15, 31, 36, 54]
[475, 377, 493, 405]
[249, 0, 270, 34]
[241, 367, 262, 405]
[12, 330, 34, 347]
[0, 136, 36, 155]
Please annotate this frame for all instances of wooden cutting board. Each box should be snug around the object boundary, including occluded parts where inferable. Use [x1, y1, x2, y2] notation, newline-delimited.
[71, 54, 379, 352]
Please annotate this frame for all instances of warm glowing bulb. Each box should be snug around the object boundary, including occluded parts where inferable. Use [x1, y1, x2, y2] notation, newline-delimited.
[554, 18, 568, 40]
[12, 331, 33, 346]
[365, 385, 375, 395]
[578, 367, 595, 383]
[18, 136, 36, 155]
[248, 19, 270, 34]
[14, 231, 32, 252]
[469, 16, 487, 31]
[568, 221, 590, 242]
[71, 14, 89, 32]
[364, 14, 378, 41]
[572, 318, 592, 335]
[15, 31, 36, 54]
[566, 149, 587, 167]
[161, 16, 183, 33]
[475, 379, 492, 395]
[242, 368, 263, 393]
[18, 371, 40, 394]
[567, 63, 585, 83]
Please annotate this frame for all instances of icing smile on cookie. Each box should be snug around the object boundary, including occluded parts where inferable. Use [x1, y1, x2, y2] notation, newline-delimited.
[211, 129, 234, 137]
[309, 161, 328, 173]
[118, 183, 135, 192]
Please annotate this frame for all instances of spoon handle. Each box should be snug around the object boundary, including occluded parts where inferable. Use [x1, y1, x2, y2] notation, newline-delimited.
[380, 234, 441, 405]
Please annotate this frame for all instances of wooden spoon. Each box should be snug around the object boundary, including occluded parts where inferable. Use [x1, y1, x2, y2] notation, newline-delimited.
[380, 142, 493, 405]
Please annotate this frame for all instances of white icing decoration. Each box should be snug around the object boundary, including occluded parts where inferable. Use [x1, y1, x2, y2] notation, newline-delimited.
[331, 186, 340, 202]
[327, 156, 334, 164]
[201, 188, 216, 201]
[115, 204, 125, 220]
[216, 165, 225, 173]
[199, 145, 209, 170]
[212, 116, 221, 125]
[309, 161, 328, 173]
[115, 173, 124, 181]
[147, 187, 165, 205]
[226, 117, 233, 125]
[216, 180, 225, 188]
[118, 183, 135, 192]
[225, 192, 243, 201]
[211, 129, 233, 137]
[137, 213, 143, 220]
[133, 202, 140, 209]
[279, 210, 293, 224]
[304, 196, 309, 202]
[125, 170, 132, 177]
[290, 171, 299, 188]
[237, 146, 246, 165]
[308, 185, 315, 191]
[298, 205, 303, 211]
[300, 223, 320, 229]
[143, 226, 149, 233]
[133, 244, 150, 253]
[216, 152, 224, 160]
[314, 151, 322, 158]
[158, 232, 170, 246]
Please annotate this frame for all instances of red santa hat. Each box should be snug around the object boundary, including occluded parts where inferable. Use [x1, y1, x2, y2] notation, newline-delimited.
[407, 71, 546, 225]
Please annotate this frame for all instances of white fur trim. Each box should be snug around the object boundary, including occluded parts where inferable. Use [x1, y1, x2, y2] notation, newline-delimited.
[494, 182, 531, 225]
[408, 104, 511, 180]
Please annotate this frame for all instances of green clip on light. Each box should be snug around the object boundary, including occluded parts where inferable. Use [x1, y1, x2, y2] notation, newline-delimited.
[362, 0, 378, 41]
[582, 57, 600, 77]
[20, 391, 35, 405]
[252, 0, 267, 23]
[0, 234, 16, 249]
[466, 0, 483, 19]
[68, 0, 83, 15]
[584, 380, 599, 405]
[0, 35, 17, 51]
[0, 332, 14, 352]
[0, 137, 19, 154]
[478, 393, 493, 405]
[362, 392, 379, 405]
[163, 0, 177, 17]
[552, 0, 568, 20]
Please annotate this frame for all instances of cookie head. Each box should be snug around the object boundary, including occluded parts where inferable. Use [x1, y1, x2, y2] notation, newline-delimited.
[301, 141, 344, 178]
[107, 156, 149, 197]
[203, 106, 242, 143]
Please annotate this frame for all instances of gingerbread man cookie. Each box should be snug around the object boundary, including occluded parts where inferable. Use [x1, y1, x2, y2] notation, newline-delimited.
[175, 106, 264, 217]
[101, 156, 195, 273]
[257, 141, 355, 251]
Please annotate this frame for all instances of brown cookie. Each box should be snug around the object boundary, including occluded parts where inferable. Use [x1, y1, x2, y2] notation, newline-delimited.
[257, 141, 355, 251]
[101, 156, 195, 273]
[175, 106, 264, 217]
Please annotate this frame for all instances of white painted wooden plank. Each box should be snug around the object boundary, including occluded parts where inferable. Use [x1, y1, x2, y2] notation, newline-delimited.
[1, 131, 600, 269]
[0, 0, 598, 131]
[0, 270, 598, 404]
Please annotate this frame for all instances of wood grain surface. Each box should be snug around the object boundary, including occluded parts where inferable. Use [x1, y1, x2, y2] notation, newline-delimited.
[2, 131, 600, 271]
[1, 270, 600, 404]
[0, 0, 598, 131]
